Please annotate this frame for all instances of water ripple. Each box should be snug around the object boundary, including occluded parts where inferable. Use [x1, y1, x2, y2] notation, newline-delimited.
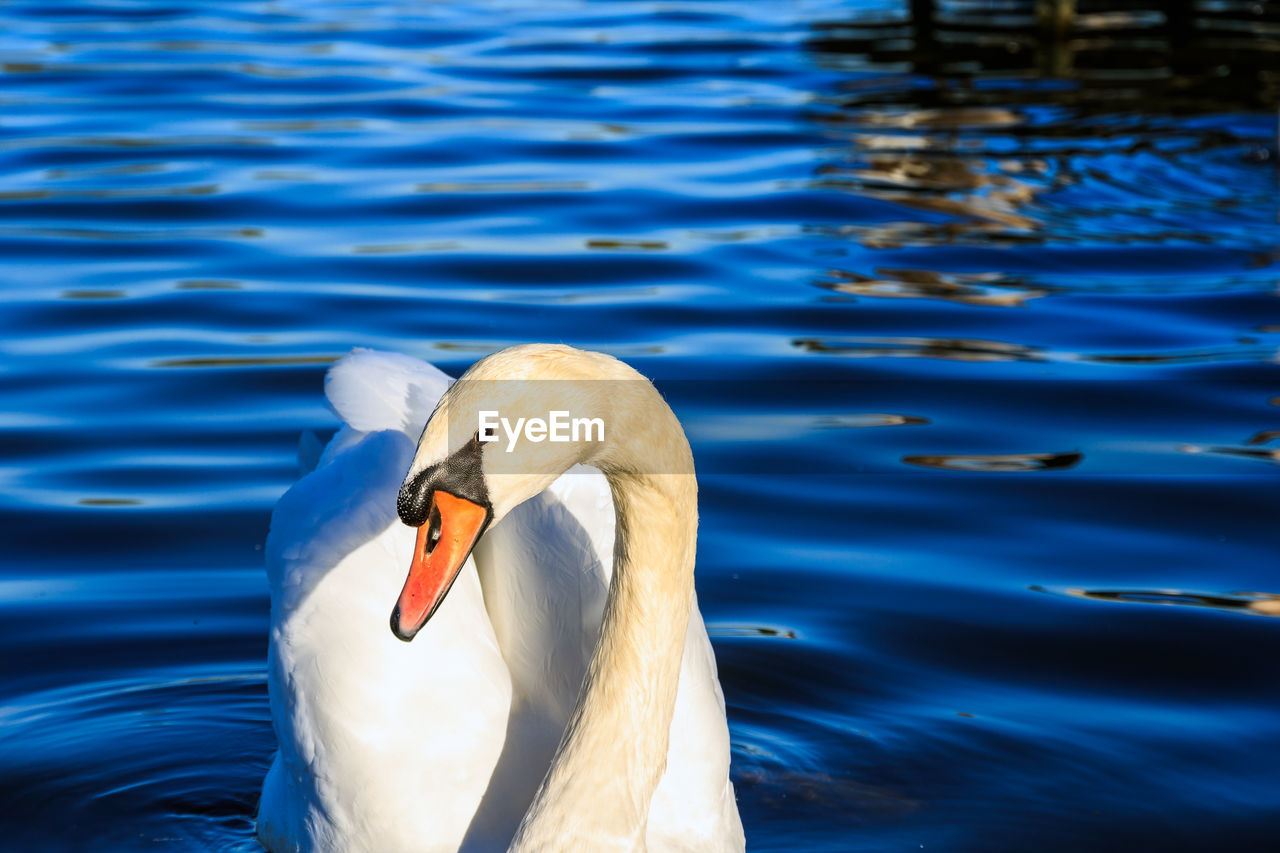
[1, 0, 1279, 850]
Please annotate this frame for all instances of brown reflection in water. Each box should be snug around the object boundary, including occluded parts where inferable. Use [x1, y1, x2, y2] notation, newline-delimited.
[175, 279, 242, 290]
[706, 623, 797, 640]
[1032, 585, 1280, 618]
[512, 286, 663, 305]
[1244, 430, 1280, 446]
[813, 149, 1045, 238]
[814, 413, 928, 429]
[45, 162, 168, 180]
[688, 229, 762, 243]
[566, 124, 633, 142]
[803, 2, 1279, 255]
[811, 219, 1046, 250]
[4, 225, 261, 241]
[1082, 345, 1276, 365]
[254, 170, 316, 182]
[237, 62, 369, 80]
[586, 239, 668, 251]
[808, 5, 1279, 114]
[819, 267, 1047, 307]
[143, 39, 335, 57]
[239, 119, 363, 132]
[62, 289, 126, 300]
[0, 184, 218, 201]
[808, 96, 1051, 251]
[850, 107, 1025, 132]
[413, 180, 590, 194]
[1181, 443, 1280, 466]
[352, 241, 462, 254]
[153, 355, 339, 368]
[0, 136, 270, 151]
[431, 341, 506, 353]
[903, 451, 1082, 472]
[795, 335, 1046, 362]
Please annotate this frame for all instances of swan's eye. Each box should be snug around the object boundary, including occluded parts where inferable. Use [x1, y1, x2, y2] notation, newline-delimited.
[426, 504, 442, 554]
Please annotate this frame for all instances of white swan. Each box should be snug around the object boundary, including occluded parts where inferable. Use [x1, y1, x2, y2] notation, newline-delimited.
[257, 344, 744, 852]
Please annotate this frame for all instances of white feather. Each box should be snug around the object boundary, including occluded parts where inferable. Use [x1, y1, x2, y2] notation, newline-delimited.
[323, 347, 451, 434]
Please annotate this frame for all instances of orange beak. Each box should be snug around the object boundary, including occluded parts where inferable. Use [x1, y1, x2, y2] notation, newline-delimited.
[391, 490, 490, 641]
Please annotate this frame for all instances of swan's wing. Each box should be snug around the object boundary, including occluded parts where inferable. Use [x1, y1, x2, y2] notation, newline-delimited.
[266, 429, 414, 609]
[472, 465, 615, 720]
[269, 348, 451, 602]
[649, 595, 746, 851]
[324, 347, 451, 435]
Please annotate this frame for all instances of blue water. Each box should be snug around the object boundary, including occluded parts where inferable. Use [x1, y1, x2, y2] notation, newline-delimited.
[2, 0, 1279, 849]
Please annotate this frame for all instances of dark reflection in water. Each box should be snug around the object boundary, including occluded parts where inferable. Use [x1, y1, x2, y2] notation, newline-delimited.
[819, 267, 1049, 306]
[1184, 442, 1280, 466]
[795, 335, 1048, 361]
[708, 623, 800, 640]
[152, 355, 341, 369]
[1034, 585, 1280, 617]
[175, 280, 243, 291]
[816, 413, 928, 428]
[903, 450, 1082, 471]
[806, 2, 1279, 264]
[62, 289, 128, 300]
[0, 0, 1278, 851]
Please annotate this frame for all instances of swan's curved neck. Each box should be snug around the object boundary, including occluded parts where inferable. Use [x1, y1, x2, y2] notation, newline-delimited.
[511, 400, 697, 852]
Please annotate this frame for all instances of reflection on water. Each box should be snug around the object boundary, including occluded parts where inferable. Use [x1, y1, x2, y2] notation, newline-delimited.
[62, 289, 128, 300]
[807, 2, 1279, 265]
[414, 180, 592, 194]
[903, 450, 1083, 472]
[0, 0, 1279, 851]
[586, 238, 670, 251]
[815, 147, 1044, 233]
[1036, 586, 1280, 618]
[814, 413, 927, 428]
[175, 280, 243, 291]
[1246, 429, 1280, 445]
[707, 624, 799, 640]
[1182, 442, 1280, 466]
[795, 335, 1047, 362]
[152, 355, 341, 369]
[818, 267, 1047, 307]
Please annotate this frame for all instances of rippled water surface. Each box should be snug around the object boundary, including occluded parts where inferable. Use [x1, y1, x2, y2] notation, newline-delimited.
[2, 0, 1279, 850]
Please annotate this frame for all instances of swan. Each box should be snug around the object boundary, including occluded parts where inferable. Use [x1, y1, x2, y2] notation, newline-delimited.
[257, 344, 745, 852]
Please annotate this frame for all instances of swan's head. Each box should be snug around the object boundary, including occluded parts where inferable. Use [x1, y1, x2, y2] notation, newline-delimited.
[391, 344, 658, 641]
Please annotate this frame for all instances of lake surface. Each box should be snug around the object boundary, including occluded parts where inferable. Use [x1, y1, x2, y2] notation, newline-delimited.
[1, 0, 1278, 850]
